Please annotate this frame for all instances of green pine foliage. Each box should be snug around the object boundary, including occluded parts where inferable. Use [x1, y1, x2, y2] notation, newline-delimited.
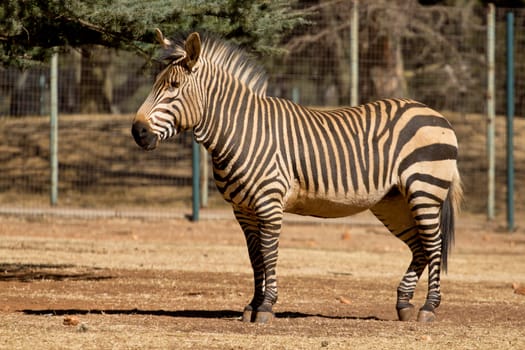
[0, 0, 306, 67]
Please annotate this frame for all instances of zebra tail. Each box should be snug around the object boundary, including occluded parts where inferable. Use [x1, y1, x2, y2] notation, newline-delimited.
[440, 168, 463, 273]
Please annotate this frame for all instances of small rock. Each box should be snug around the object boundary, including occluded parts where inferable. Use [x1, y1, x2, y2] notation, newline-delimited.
[341, 230, 351, 241]
[77, 323, 89, 333]
[321, 340, 329, 347]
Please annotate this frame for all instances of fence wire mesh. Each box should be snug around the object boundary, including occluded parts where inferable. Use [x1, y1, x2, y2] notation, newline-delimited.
[0, 2, 524, 219]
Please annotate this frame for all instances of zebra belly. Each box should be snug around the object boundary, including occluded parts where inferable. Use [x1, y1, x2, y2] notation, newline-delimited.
[283, 187, 386, 218]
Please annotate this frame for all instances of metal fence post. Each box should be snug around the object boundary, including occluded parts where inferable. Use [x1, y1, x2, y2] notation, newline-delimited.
[506, 11, 515, 232]
[350, 0, 359, 106]
[192, 140, 200, 221]
[50, 52, 59, 206]
[200, 146, 208, 208]
[292, 86, 300, 104]
[487, 3, 495, 221]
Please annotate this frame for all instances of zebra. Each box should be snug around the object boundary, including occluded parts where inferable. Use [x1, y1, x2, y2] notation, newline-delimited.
[132, 30, 462, 324]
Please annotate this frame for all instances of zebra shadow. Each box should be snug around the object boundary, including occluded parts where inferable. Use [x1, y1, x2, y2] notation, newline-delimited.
[22, 308, 385, 321]
[0, 263, 112, 282]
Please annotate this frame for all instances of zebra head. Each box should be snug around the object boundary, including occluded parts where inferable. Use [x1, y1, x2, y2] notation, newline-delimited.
[132, 30, 204, 150]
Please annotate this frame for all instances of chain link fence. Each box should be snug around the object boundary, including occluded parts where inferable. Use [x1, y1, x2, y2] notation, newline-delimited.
[0, 2, 524, 219]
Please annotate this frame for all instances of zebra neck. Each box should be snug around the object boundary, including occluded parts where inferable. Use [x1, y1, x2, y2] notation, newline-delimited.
[194, 80, 260, 162]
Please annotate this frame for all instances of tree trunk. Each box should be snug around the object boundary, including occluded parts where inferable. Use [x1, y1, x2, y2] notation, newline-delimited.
[79, 46, 114, 114]
[370, 35, 407, 99]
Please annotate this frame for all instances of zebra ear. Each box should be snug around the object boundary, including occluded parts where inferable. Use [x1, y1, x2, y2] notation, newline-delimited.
[155, 28, 172, 49]
[184, 32, 201, 70]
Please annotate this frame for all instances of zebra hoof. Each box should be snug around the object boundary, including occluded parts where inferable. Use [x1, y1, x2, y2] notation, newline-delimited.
[417, 309, 436, 322]
[242, 309, 253, 322]
[397, 304, 415, 321]
[254, 311, 274, 324]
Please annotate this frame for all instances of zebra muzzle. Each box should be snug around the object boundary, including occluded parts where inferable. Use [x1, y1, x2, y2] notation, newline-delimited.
[131, 120, 159, 151]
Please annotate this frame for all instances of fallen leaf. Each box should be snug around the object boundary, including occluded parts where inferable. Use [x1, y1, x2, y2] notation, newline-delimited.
[514, 285, 525, 296]
[420, 335, 432, 342]
[338, 296, 351, 304]
[63, 316, 80, 326]
[306, 240, 318, 247]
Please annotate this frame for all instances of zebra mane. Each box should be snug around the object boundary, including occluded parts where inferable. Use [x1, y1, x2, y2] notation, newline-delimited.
[161, 34, 268, 97]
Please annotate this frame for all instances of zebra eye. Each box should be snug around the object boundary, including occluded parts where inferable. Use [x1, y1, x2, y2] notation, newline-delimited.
[168, 80, 179, 91]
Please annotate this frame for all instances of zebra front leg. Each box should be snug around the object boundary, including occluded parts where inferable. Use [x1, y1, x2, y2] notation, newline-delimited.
[251, 208, 283, 324]
[236, 204, 283, 323]
[234, 209, 265, 322]
[242, 230, 266, 323]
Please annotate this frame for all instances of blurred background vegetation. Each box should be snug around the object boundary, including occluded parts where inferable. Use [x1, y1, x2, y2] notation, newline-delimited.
[2, 0, 524, 114]
[0, 0, 524, 216]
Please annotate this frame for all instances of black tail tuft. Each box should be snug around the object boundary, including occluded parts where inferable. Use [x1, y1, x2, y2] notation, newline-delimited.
[440, 191, 454, 273]
[440, 170, 462, 273]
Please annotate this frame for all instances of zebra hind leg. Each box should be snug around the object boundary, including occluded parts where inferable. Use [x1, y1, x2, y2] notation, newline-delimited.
[410, 201, 444, 323]
[408, 186, 455, 322]
[371, 189, 428, 321]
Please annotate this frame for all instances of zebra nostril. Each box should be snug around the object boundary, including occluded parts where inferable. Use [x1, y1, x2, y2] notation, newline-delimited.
[131, 121, 158, 150]
[131, 123, 141, 141]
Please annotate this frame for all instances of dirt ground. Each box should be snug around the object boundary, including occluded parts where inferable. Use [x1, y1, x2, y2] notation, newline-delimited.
[0, 211, 524, 349]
